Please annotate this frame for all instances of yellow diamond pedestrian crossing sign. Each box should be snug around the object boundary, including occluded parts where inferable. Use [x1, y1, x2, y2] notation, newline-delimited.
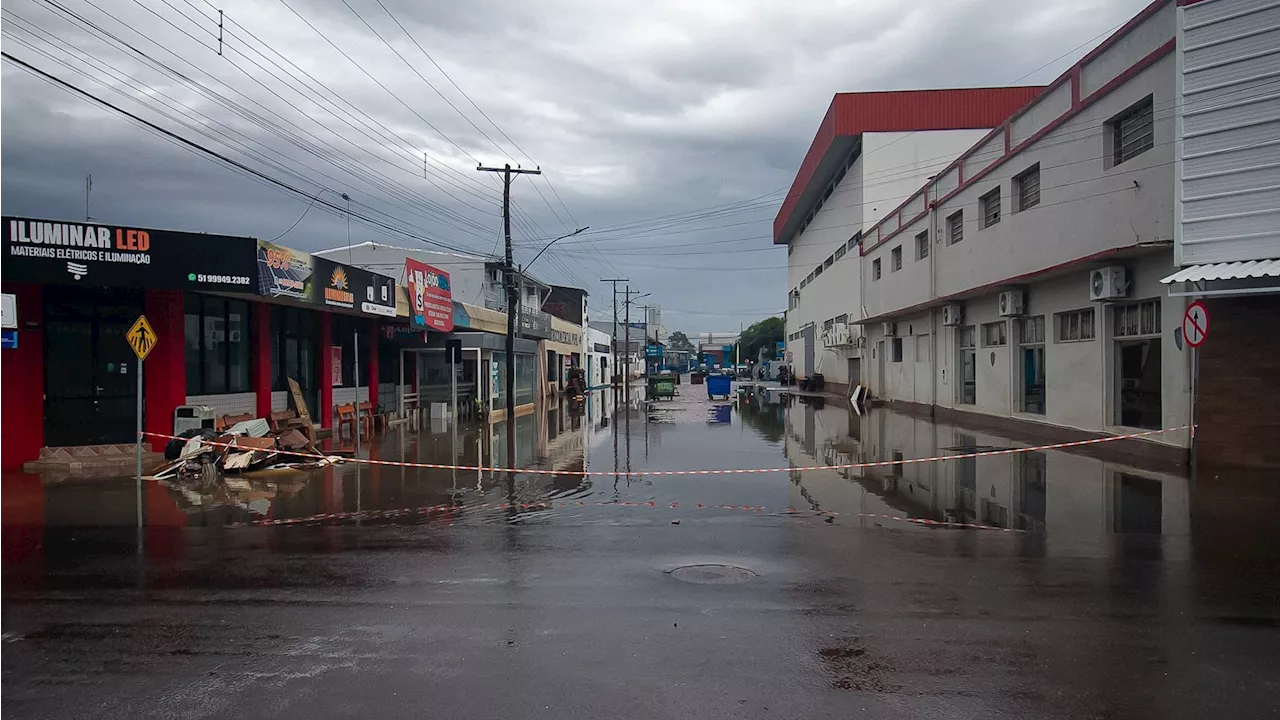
[126, 314, 157, 361]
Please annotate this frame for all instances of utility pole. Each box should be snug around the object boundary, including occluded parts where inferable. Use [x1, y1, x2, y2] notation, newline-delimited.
[624, 284, 631, 403]
[621, 288, 648, 403]
[478, 163, 541, 435]
[601, 278, 628, 395]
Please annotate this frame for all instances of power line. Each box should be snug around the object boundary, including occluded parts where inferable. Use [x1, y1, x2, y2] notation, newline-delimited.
[0, 51, 488, 257]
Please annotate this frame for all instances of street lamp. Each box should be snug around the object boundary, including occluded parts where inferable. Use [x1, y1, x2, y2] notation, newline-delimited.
[526, 226, 589, 271]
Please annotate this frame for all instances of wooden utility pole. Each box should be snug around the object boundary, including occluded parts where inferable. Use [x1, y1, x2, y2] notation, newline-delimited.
[478, 163, 541, 430]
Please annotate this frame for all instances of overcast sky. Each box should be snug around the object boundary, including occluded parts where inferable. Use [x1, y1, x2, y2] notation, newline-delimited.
[1, 0, 1152, 333]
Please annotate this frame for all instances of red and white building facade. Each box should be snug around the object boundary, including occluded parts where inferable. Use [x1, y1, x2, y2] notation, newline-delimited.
[780, 0, 1205, 465]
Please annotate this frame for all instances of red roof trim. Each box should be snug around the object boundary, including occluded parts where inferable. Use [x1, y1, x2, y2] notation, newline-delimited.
[773, 87, 1044, 244]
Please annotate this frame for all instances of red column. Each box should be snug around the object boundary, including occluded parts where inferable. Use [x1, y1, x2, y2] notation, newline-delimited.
[0, 283, 44, 469]
[367, 318, 379, 409]
[317, 310, 333, 429]
[144, 289, 186, 451]
[253, 302, 272, 417]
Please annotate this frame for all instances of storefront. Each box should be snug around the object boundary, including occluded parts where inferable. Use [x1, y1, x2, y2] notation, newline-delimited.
[1, 217, 396, 470]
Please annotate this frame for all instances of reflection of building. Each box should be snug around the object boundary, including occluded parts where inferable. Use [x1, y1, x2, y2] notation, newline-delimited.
[784, 401, 1190, 537]
[1163, 0, 1280, 469]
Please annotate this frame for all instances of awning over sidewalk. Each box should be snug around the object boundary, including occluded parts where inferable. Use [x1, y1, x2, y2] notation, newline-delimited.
[1160, 259, 1280, 297]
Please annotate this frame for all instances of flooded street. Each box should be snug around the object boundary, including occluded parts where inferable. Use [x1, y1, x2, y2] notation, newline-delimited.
[4, 382, 1279, 719]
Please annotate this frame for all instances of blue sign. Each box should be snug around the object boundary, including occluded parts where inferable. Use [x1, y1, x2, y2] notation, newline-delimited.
[1, 330, 16, 349]
[722, 344, 733, 356]
[645, 344, 663, 358]
[775, 340, 785, 360]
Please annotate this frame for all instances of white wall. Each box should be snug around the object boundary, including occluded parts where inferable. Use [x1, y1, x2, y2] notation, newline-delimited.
[861, 54, 1177, 319]
[186, 392, 257, 418]
[316, 243, 492, 306]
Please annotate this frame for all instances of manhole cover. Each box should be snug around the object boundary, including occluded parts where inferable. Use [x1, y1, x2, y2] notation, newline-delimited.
[669, 564, 757, 584]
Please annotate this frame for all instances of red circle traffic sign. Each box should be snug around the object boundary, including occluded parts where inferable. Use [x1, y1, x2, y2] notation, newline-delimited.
[1183, 300, 1209, 348]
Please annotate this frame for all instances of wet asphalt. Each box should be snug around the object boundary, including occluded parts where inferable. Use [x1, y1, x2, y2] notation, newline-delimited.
[4, 381, 1280, 719]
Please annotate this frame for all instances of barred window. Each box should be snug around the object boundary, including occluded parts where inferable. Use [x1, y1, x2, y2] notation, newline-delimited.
[1056, 309, 1095, 342]
[1019, 315, 1045, 344]
[872, 258, 882, 281]
[1113, 299, 1161, 338]
[891, 246, 903, 272]
[958, 326, 976, 348]
[982, 321, 1007, 347]
[980, 187, 1001, 228]
[947, 210, 964, 244]
[1112, 97, 1154, 166]
[916, 230, 929, 259]
[1015, 164, 1040, 211]
[834, 245, 846, 261]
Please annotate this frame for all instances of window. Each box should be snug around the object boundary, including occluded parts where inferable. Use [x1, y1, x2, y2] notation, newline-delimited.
[834, 245, 846, 261]
[1019, 316, 1046, 415]
[957, 326, 976, 405]
[1111, 96, 1154, 166]
[947, 210, 964, 244]
[891, 337, 903, 362]
[814, 264, 823, 278]
[847, 231, 861, 252]
[980, 187, 1001, 228]
[872, 258, 882, 281]
[1056, 308, 1095, 342]
[1014, 164, 1040, 211]
[834, 313, 848, 324]
[982, 321, 1007, 347]
[1113, 299, 1161, 338]
[891, 246, 903, 271]
[801, 278, 809, 289]
[824, 255, 834, 269]
[916, 230, 929, 260]
[185, 295, 252, 395]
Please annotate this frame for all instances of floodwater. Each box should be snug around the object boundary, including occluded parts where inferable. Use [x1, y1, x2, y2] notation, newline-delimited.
[4, 381, 1279, 719]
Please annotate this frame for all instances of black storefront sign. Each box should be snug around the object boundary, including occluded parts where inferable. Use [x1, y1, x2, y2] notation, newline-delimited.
[256, 240, 395, 317]
[3, 217, 256, 292]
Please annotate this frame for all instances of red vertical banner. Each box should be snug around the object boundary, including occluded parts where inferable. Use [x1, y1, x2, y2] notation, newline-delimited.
[331, 345, 343, 387]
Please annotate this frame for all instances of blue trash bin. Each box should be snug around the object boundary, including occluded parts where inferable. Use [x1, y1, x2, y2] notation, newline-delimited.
[706, 373, 732, 399]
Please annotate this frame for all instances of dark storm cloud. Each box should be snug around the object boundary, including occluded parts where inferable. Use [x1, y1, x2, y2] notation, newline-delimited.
[2, 0, 1152, 332]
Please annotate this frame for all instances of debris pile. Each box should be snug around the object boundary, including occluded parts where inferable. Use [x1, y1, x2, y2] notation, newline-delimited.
[148, 409, 339, 481]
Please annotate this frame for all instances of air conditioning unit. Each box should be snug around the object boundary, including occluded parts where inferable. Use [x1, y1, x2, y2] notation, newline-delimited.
[854, 335, 868, 349]
[998, 289, 1025, 317]
[881, 321, 898, 337]
[173, 405, 216, 435]
[942, 304, 963, 326]
[1090, 266, 1130, 302]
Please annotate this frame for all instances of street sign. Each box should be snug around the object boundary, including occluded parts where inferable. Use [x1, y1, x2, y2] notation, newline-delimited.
[645, 344, 663, 358]
[1183, 300, 1209, 348]
[126, 314, 157, 361]
[785, 350, 793, 363]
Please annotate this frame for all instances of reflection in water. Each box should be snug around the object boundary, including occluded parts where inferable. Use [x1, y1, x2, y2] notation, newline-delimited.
[782, 400, 1192, 537]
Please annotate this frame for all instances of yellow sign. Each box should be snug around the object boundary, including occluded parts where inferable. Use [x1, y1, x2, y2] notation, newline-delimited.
[126, 314, 157, 361]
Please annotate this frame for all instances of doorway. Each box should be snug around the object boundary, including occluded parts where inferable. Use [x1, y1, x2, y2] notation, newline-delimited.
[847, 357, 861, 389]
[44, 287, 145, 446]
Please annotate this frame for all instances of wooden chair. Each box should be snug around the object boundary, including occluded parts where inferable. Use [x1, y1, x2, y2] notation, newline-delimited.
[356, 401, 376, 436]
[335, 403, 357, 438]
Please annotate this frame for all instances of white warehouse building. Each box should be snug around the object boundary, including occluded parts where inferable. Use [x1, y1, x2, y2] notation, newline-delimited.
[780, 0, 1196, 464]
[779, 86, 1043, 396]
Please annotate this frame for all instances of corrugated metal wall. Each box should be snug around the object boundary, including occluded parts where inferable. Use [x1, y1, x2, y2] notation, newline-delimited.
[1177, 0, 1280, 264]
